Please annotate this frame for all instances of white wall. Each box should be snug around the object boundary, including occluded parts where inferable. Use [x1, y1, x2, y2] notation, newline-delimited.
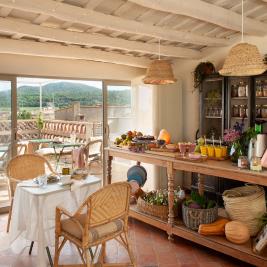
[0, 54, 145, 81]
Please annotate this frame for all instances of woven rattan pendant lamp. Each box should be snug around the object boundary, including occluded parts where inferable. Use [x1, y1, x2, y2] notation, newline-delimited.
[219, 0, 266, 76]
[143, 40, 176, 84]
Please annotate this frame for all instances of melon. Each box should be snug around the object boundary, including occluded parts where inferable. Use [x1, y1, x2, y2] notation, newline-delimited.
[225, 221, 250, 244]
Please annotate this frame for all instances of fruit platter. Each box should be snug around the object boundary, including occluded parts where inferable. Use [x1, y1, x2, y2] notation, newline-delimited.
[114, 130, 156, 152]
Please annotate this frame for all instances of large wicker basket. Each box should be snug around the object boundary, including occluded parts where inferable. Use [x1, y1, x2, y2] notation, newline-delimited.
[182, 203, 218, 231]
[137, 197, 179, 220]
[223, 185, 266, 236]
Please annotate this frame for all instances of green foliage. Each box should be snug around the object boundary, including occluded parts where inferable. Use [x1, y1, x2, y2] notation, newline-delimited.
[17, 110, 32, 119]
[185, 191, 216, 209]
[0, 82, 131, 109]
[142, 187, 182, 206]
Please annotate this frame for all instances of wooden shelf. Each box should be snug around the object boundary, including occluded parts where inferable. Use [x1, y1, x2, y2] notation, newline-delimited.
[107, 147, 267, 267]
[231, 97, 248, 100]
[256, 97, 267, 99]
[231, 117, 248, 120]
[205, 116, 222, 119]
[204, 98, 222, 101]
[130, 205, 267, 267]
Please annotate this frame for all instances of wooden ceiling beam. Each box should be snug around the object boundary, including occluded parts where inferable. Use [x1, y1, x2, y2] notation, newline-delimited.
[0, 37, 150, 68]
[0, 17, 202, 59]
[0, 0, 230, 47]
[129, 0, 267, 36]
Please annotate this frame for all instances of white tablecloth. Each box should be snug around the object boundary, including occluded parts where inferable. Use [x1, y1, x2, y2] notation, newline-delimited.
[9, 176, 101, 267]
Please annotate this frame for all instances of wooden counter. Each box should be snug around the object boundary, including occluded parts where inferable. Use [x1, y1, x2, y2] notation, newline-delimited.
[105, 147, 267, 267]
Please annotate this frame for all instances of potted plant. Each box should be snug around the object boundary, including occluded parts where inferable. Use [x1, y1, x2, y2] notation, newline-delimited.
[193, 62, 215, 90]
[182, 191, 217, 230]
[137, 188, 184, 220]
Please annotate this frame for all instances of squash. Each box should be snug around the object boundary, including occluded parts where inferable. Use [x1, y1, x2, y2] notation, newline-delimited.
[198, 218, 229, 236]
[225, 221, 250, 244]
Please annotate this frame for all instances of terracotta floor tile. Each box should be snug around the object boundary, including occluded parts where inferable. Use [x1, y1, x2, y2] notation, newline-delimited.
[0, 214, 255, 267]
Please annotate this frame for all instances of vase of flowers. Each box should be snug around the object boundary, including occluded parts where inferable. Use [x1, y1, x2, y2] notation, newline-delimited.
[224, 121, 244, 163]
[224, 121, 256, 163]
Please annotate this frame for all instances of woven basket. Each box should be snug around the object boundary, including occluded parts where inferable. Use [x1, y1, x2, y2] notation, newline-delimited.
[182, 203, 218, 231]
[223, 185, 266, 236]
[137, 197, 179, 220]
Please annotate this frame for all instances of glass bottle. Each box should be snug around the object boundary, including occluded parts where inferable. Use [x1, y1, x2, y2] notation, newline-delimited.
[256, 105, 262, 118]
[262, 105, 267, 118]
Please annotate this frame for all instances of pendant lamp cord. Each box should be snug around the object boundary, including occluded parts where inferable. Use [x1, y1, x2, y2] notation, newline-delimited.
[158, 39, 161, 60]
[241, 0, 244, 42]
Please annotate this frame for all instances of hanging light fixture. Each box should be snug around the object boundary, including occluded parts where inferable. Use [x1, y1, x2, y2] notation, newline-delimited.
[143, 39, 177, 85]
[219, 0, 266, 76]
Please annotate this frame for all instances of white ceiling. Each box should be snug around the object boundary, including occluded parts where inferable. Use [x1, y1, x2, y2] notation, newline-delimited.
[0, 0, 266, 68]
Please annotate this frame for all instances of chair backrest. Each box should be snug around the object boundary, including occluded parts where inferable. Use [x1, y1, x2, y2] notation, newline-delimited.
[77, 182, 131, 227]
[84, 139, 102, 158]
[6, 153, 54, 196]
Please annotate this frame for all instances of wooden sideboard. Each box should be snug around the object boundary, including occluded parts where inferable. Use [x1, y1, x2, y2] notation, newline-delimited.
[106, 147, 267, 267]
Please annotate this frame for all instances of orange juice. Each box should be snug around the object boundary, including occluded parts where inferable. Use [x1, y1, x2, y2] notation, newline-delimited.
[200, 145, 208, 156]
[221, 146, 227, 157]
[207, 146, 215, 157]
[215, 146, 222, 158]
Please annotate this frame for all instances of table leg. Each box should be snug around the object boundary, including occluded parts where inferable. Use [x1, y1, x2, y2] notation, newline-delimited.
[107, 155, 113, 185]
[198, 174, 205, 196]
[167, 162, 175, 240]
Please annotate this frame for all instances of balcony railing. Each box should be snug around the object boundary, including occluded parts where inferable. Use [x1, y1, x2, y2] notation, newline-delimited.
[0, 119, 102, 143]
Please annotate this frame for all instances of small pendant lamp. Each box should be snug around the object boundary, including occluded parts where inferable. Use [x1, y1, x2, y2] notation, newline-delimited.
[219, 0, 266, 76]
[143, 39, 176, 85]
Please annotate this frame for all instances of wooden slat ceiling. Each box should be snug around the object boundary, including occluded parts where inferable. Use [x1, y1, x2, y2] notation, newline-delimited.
[0, 0, 265, 68]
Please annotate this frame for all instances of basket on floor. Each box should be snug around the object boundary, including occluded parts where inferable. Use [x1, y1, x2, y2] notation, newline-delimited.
[182, 203, 218, 231]
[137, 197, 179, 220]
[223, 185, 266, 236]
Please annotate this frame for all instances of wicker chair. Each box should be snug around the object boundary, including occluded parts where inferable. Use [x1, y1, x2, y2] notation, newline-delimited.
[6, 154, 54, 233]
[54, 182, 135, 267]
[84, 139, 102, 170]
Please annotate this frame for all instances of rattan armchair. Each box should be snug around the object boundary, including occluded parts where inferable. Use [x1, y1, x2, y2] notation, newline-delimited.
[54, 182, 135, 267]
[6, 153, 54, 233]
[84, 139, 102, 170]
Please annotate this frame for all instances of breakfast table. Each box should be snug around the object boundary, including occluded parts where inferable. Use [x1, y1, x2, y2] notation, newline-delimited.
[8, 175, 102, 267]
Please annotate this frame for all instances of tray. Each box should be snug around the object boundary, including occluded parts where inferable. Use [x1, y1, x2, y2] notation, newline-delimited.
[176, 154, 208, 162]
[208, 156, 229, 161]
[145, 150, 179, 158]
[150, 147, 179, 153]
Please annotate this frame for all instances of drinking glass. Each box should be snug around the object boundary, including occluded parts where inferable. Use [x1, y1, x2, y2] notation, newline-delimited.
[179, 143, 187, 157]
[37, 175, 48, 188]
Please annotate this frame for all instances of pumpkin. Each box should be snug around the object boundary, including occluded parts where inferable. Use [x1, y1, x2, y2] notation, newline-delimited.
[225, 221, 250, 244]
[198, 218, 229, 236]
[158, 129, 171, 144]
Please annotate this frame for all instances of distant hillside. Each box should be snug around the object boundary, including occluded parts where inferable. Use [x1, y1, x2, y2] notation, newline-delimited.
[0, 82, 131, 108]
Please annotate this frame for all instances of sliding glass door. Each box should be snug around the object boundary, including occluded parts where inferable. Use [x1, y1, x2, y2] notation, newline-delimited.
[0, 76, 16, 207]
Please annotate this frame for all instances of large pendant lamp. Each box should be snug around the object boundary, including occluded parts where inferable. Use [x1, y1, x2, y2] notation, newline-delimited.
[143, 40, 176, 85]
[219, 0, 266, 76]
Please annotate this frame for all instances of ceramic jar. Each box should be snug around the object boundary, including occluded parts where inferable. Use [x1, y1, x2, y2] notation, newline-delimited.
[238, 82, 246, 97]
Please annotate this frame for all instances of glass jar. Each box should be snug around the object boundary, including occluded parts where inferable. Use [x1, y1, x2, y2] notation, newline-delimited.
[232, 105, 240, 117]
[231, 84, 238, 97]
[238, 81, 246, 97]
[263, 80, 267, 97]
[239, 105, 246, 118]
[256, 80, 263, 97]
[256, 105, 262, 118]
[238, 156, 248, 169]
[262, 105, 267, 118]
